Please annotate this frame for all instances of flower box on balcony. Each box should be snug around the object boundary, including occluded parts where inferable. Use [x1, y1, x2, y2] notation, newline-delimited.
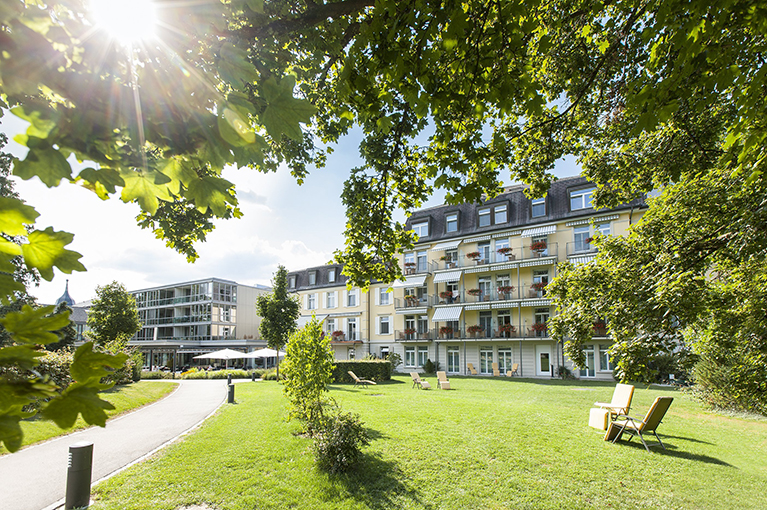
[497, 285, 515, 296]
[331, 330, 345, 340]
[465, 251, 481, 260]
[439, 291, 453, 299]
[531, 282, 547, 291]
[530, 241, 547, 251]
[467, 288, 482, 297]
[467, 325, 484, 337]
[498, 324, 515, 333]
[404, 295, 419, 306]
[404, 328, 416, 335]
[497, 247, 515, 260]
[439, 326, 453, 336]
[531, 323, 547, 332]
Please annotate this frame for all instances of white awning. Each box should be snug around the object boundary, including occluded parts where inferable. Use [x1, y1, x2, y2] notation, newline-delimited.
[433, 270, 462, 283]
[430, 239, 462, 252]
[521, 225, 557, 238]
[568, 255, 596, 265]
[431, 307, 463, 322]
[296, 314, 327, 327]
[393, 275, 427, 288]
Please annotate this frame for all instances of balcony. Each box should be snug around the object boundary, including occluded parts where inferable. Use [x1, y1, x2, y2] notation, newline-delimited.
[403, 261, 433, 275]
[329, 332, 367, 344]
[522, 283, 549, 300]
[566, 241, 599, 257]
[461, 243, 559, 267]
[394, 295, 430, 310]
[395, 329, 435, 341]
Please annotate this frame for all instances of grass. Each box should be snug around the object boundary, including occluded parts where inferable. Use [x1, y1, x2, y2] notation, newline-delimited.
[0, 381, 178, 455]
[91, 376, 767, 509]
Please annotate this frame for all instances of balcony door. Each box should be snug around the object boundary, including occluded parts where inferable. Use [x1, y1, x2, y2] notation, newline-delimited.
[536, 345, 552, 376]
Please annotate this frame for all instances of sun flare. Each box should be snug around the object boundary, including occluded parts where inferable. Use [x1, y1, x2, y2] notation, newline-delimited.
[90, 0, 159, 45]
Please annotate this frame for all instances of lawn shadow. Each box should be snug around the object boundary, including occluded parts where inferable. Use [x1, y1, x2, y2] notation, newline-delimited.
[322, 449, 427, 510]
[614, 440, 734, 466]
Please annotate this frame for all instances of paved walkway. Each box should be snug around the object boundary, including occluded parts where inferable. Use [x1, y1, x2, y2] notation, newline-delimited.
[0, 379, 236, 510]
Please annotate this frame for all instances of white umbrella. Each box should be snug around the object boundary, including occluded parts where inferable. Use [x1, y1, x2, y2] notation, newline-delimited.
[241, 348, 286, 359]
[193, 348, 246, 369]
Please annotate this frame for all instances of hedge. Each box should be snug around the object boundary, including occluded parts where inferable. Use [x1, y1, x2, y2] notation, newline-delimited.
[333, 360, 391, 383]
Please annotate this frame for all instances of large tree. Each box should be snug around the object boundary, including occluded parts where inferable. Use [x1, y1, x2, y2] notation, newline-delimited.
[86, 281, 142, 345]
[1, 0, 766, 443]
[256, 265, 300, 379]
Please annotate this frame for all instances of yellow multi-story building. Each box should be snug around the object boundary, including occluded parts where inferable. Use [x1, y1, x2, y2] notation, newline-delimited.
[290, 176, 645, 379]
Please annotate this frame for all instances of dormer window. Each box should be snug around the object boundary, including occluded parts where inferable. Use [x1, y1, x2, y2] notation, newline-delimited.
[412, 221, 429, 238]
[532, 197, 546, 217]
[328, 268, 336, 283]
[308, 271, 317, 285]
[288, 275, 296, 289]
[478, 207, 491, 227]
[570, 187, 595, 210]
[446, 213, 458, 233]
[494, 204, 508, 224]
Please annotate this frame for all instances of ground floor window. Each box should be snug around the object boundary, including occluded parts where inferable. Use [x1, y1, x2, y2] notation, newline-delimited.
[380, 346, 390, 359]
[347, 347, 356, 360]
[417, 346, 429, 367]
[580, 345, 595, 378]
[447, 346, 460, 373]
[498, 347, 513, 373]
[405, 346, 416, 367]
[480, 347, 493, 374]
[598, 344, 612, 371]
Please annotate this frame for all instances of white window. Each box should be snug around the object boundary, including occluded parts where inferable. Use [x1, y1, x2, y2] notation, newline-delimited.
[326, 319, 336, 336]
[596, 222, 611, 237]
[326, 291, 336, 309]
[378, 287, 390, 306]
[573, 225, 591, 252]
[308, 271, 317, 285]
[307, 293, 317, 310]
[416, 250, 428, 272]
[478, 207, 491, 227]
[599, 344, 613, 371]
[379, 316, 391, 335]
[412, 221, 429, 238]
[447, 346, 460, 373]
[328, 268, 336, 283]
[480, 347, 493, 374]
[478, 241, 491, 263]
[405, 346, 416, 367]
[570, 187, 595, 210]
[347, 289, 357, 307]
[446, 213, 458, 233]
[494, 204, 508, 224]
[288, 275, 296, 288]
[417, 346, 429, 367]
[532, 197, 546, 217]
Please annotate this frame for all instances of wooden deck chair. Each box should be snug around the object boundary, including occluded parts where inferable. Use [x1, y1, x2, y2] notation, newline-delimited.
[594, 383, 635, 419]
[492, 362, 500, 376]
[436, 371, 451, 390]
[506, 363, 519, 377]
[410, 372, 432, 389]
[467, 363, 478, 375]
[605, 396, 674, 452]
[348, 371, 376, 388]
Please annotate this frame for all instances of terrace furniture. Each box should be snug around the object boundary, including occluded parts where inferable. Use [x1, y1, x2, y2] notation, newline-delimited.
[605, 396, 674, 452]
[467, 363, 478, 375]
[348, 371, 376, 388]
[594, 383, 635, 420]
[492, 362, 500, 377]
[506, 363, 520, 377]
[410, 372, 432, 390]
[436, 371, 451, 390]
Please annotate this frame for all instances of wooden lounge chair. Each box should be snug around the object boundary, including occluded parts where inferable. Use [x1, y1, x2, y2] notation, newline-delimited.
[506, 363, 519, 377]
[348, 371, 376, 388]
[594, 383, 635, 419]
[410, 372, 432, 389]
[605, 396, 674, 452]
[467, 363, 478, 375]
[492, 362, 500, 377]
[436, 371, 451, 390]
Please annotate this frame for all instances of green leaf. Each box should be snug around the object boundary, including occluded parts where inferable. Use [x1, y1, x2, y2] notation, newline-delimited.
[0, 304, 69, 345]
[10, 105, 57, 139]
[0, 273, 25, 296]
[0, 413, 24, 453]
[0, 344, 47, 370]
[158, 159, 199, 196]
[120, 169, 173, 214]
[40, 383, 116, 429]
[12, 143, 73, 187]
[21, 227, 86, 281]
[245, 0, 264, 13]
[0, 196, 39, 236]
[261, 76, 317, 141]
[186, 176, 237, 216]
[218, 106, 256, 147]
[77, 167, 125, 199]
[218, 43, 259, 85]
[70, 342, 128, 386]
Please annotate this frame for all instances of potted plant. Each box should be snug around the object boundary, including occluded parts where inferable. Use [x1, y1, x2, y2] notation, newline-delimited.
[405, 295, 419, 306]
[331, 330, 345, 340]
[404, 328, 416, 335]
[404, 262, 417, 274]
[531, 281, 547, 291]
[497, 285, 515, 297]
[497, 247, 514, 260]
[530, 241, 547, 252]
[531, 322, 547, 333]
[441, 254, 457, 267]
[585, 237, 594, 244]
[498, 323, 515, 335]
[465, 251, 481, 261]
[439, 326, 453, 338]
[467, 288, 482, 297]
[467, 325, 484, 337]
[593, 320, 607, 335]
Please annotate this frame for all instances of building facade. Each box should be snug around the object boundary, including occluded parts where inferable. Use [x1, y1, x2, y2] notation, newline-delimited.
[289, 176, 645, 380]
[129, 278, 271, 367]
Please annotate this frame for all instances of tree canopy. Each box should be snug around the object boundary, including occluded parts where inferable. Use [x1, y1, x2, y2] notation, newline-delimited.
[86, 281, 142, 345]
[256, 265, 300, 377]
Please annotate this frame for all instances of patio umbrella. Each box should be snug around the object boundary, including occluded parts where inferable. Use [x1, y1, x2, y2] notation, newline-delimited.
[193, 348, 246, 369]
[241, 348, 286, 369]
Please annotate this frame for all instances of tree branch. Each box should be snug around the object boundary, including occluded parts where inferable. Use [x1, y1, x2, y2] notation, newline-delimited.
[237, 0, 375, 39]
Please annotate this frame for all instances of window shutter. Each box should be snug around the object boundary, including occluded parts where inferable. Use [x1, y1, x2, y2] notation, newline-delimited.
[375, 288, 380, 306]
[343, 290, 348, 307]
[322, 292, 327, 308]
[303, 294, 307, 310]
[375, 317, 380, 335]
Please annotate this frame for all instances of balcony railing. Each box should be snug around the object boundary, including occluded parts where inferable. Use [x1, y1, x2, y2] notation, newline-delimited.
[395, 329, 435, 341]
[394, 296, 430, 309]
[403, 261, 434, 275]
[566, 241, 599, 257]
[329, 333, 367, 343]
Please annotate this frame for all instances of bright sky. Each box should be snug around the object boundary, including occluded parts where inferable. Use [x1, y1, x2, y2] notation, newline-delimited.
[2, 114, 579, 307]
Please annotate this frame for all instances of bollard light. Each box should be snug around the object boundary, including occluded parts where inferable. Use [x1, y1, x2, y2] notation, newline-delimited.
[227, 374, 232, 385]
[228, 383, 235, 404]
[65, 441, 93, 510]
[251, 372, 256, 382]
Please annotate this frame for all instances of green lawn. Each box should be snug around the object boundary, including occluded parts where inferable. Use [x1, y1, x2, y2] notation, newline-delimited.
[0, 381, 178, 455]
[92, 376, 766, 509]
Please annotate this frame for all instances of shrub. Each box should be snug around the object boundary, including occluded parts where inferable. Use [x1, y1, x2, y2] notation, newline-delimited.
[182, 369, 209, 380]
[207, 369, 250, 380]
[260, 369, 280, 380]
[557, 366, 575, 379]
[37, 350, 74, 390]
[141, 370, 174, 380]
[422, 359, 435, 374]
[386, 352, 402, 374]
[312, 407, 370, 474]
[332, 360, 392, 383]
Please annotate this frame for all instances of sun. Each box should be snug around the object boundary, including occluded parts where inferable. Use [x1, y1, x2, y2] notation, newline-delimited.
[89, 0, 159, 45]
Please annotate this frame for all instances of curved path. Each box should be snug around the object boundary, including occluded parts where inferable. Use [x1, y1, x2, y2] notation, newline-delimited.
[0, 379, 233, 510]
